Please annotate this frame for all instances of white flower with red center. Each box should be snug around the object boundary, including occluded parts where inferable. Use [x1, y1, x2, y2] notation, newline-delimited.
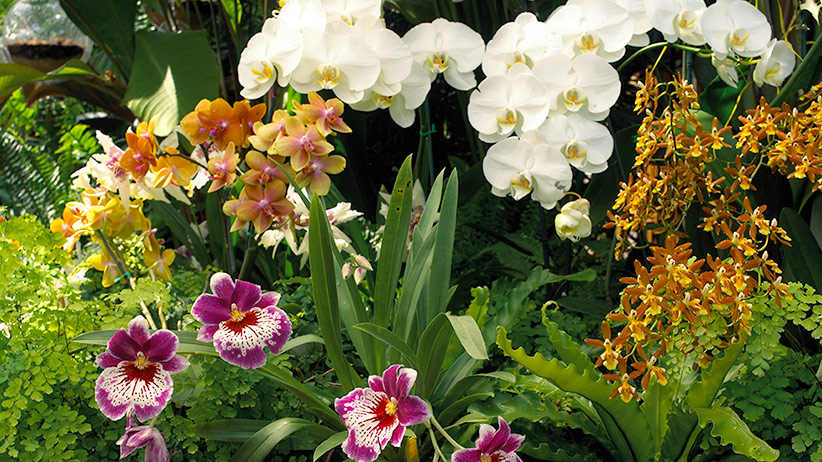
[403, 18, 485, 91]
[701, 0, 771, 59]
[547, 0, 633, 62]
[335, 365, 431, 462]
[95, 316, 189, 422]
[191, 273, 292, 369]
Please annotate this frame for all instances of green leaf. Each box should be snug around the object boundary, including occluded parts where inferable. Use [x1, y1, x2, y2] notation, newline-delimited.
[123, 30, 219, 136]
[0, 65, 45, 101]
[497, 326, 653, 462]
[71, 329, 217, 356]
[542, 309, 598, 377]
[59, 0, 136, 80]
[309, 194, 354, 391]
[282, 334, 324, 353]
[254, 363, 344, 430]
[779, 208, 822, 292]
[445, 314, 488, 360]
[230, 418, 334, 462]
[416, 313, 454, 399]
[373, 155, 414, 329]
[437, 392, 494, 425]
[152, 201, 212, 268]
[693, 407, 779, 462]
[555, 296, 612, 318]
[425, 170, 459, 323]
[396, 226, 437, 345]
[353, 322, 419, 370]
[519, 443, 597, 462]
[190, 419, 269, 442]
[773, 31, 822, 106]
[313, 431, 347, 461]
[641, 380, 674, 456]
[205, 192, 227, 268]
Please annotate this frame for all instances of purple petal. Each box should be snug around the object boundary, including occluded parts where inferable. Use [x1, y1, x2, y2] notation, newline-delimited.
[397, 395, 430, 426]
[118, 426, 156, 458]
[480, 417, 511, 454]
[395, 367, 417, 399]
[128, 316, 151, 346]
[160, 354, 189, 374]
[145, 431, 171, 462]
[96, 352, 122, 369]
[263, 307, 292, 355]
[367, 375, 384, 393]
[341, 431, 380, 462]
[499, 432, 525, 454]
[210, 306, 290, 368]
[107, 328, 139, 361]
[210, 272, 235, 299]
[232, 279, 262, 311]
[95, 363, 173, 422]
[451, 448, 482, 462]
[191, 294, 231, 325]
[215, 342, 267, 369]
[381, 364, 403, 399]
[475, 423, 497, 453]
[335, 388, 365, 422]
[143, 330, 179, 363]
[389, 424, 405, 447]
[197, 324, 219, 342]
[258, 291, 281, 309]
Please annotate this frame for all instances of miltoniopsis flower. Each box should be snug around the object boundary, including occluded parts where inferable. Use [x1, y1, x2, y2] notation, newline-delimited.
[351, 62, 431, 128]
[644, 0, 708, 46]
[701, 0, 771, 59]
[482, 12, 561, 77]
[483, 131, 573, 210]
[555, 198, 592, 242]
[335, 364, 431, 462]
[190, 273, 292, 369]
[532, 53, 620, 121]
[238, 17, 303, 99]
[754, 39, 795, 87]
[451, 417, 524, 462]
[467, 63, 551, 143]
[538, 113, 613, 173]
[96, 316, 189, 422]
[117, 414, 170, 462]
[548, 0, 633, 62]
[404, 18, 485, 90]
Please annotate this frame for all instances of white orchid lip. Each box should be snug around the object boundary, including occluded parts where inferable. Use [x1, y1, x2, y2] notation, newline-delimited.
[318, 64, 341, 88]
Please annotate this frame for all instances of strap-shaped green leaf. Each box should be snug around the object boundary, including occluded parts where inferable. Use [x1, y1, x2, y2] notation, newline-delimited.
[416, 313, 453, 399]
[313, 431, 348, 461]
[446, 314, 488, 360]
[230, 418, 333, 462]
[692, 407, 778, 462]
[353, 322, 419, 370]
[255, 363, 344, 430]
[152, 201, 211, 268]
[686, 341, 744, 409]
[282, 334, 324, 353]
[309, 194, 354, 391]
[497, 326, 653, 462]
[190, 419, 269, 443]
[641, 380, 673, 457]
[425, 170, 459, 323]
[72, 329, 217, 356]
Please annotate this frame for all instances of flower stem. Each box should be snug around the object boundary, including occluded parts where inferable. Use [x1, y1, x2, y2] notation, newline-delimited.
[425, 421, 447, 461]
[429, 416, 464, 450]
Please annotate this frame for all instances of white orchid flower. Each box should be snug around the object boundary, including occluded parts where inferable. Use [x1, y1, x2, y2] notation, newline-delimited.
[403, 18, 485, 90]
[467, 63, 551, 143]
[548, 0, 633, 62]
[321, 0, 382, 24]
[712, 51, 740, 87]
[351, 62, 431, 128]
[538, 114, 612, 173]
[481, 12, 561, 77]
[483, 131, 572, 210]
[277, 0, 327, 34]
[352, 15, 413, 96]
[701, 0, 771, 59]
[238, 17, 303, 99]
[754, 39, 796, 87]
[613, 0, 653, 47]
[555, 198, 592, 242]
[289, 20, 381, 104]
[644, 0, 708, 46]
[532, 53, 620, 121]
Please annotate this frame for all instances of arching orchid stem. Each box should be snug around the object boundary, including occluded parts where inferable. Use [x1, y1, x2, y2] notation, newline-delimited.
[724, 80, 752, 127]
[429, 415, 463, 450]
[148, 415, 159, 428]
[425, 421, 447, 461]
[237, 236, 257, 281]
[270, 158, 312, 210]
[618, 42, 705, 73]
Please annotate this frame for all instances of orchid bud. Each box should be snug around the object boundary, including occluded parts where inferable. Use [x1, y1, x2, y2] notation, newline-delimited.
[354, 254, 373, 271]
[354, 267, 367, 285]
[342, 263, 353, 279]
[555, 198, 592, 242]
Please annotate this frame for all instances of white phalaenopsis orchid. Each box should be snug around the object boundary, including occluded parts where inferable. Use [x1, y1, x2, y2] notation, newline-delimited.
[539, 114, 612, 173]
[467, 63, 551, 143]
[555, 198, 592, 241]
[403, 18, 485, 90]
[238, 17, 303, 99]
[532, 53, 620, 121]
[712, 51, 739, 87]
[754, 39, 796, 87]
[701, 0, 771, 59]
[352, 15, 413, 97]
[321, 0, 382, 24]
[351, 62, 431, 128]
[289, 20, 381, 104]
[481, 12, 561, 77]
[549, 0, 633, 62]
[613, 0, 653, 47]
[483, 131, 572, 210]
[277, 0, 327, 34]
[644, 0, 707, 46]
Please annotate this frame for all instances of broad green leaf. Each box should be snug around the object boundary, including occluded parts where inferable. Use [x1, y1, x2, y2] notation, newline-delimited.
[437, 392, 494, 425]
[445, 314, 488, 360]
[72, 329, 217, 356]
[693, 407, 778, 462]
[255, 363, 344, 430]
[230, 418, 333, 462]
[779, 208, 822, 292]
[190, 419, 268, 442]
[59, 0, 136, 80]
[497, 327, 653, 462]
[519, 443, 598, 462]
[555, 296, 612, 318]
[282, 334, 324, 353]
[641, 380, 673, 456]
[313, 431, 347, 461]
[353, 322, 419, 370]
[374, 155, 413, 329]
[416, 313, 453, 399]
[544, 268, 596, 283]
[426, 170, 459, 323]
[123, 30, 219, 136]
[542, 309, 598, 377]
[773, 33, 822, 106]
[219, 0, 242, 37]
[686, 341, 744, 409]
[152, 201, 212, 268]
[0, 64, 44, 100]
[309, 194, 354, 391]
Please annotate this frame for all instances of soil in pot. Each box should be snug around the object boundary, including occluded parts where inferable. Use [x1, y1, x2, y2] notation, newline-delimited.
[7, 38, 84, 73]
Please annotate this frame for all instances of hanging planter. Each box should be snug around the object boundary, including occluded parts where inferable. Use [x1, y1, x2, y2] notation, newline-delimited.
[2, 0, 91, 73]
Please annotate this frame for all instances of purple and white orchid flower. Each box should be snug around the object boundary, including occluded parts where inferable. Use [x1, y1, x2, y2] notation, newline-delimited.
[335, 364, 431, 462]
[95, 316, 189, 422]
[191, 272, 292, 369]
[451, 417, 525, 462]
[117, 414, 170, 462]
